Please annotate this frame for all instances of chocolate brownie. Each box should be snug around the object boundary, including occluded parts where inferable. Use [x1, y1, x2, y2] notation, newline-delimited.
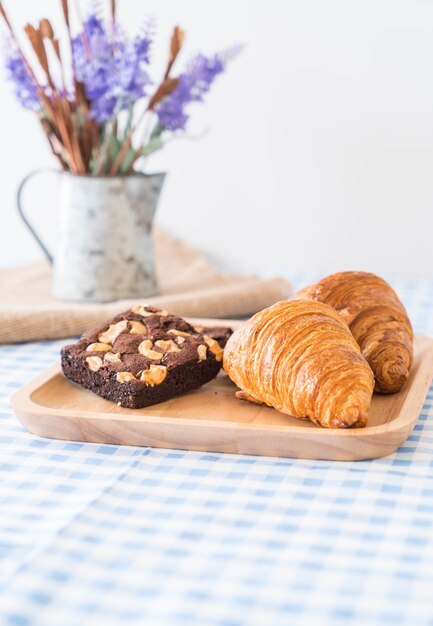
[61, 306, 232, 409]
[193, 325, 232, 348]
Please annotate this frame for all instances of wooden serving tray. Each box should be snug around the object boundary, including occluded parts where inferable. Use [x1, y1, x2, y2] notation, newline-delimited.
[11, 318, 433, 461]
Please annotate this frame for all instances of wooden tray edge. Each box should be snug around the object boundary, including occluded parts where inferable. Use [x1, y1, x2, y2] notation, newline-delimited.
[10, 334, 433, 461]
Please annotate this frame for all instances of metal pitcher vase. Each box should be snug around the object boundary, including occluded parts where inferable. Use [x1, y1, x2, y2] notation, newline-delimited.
[17, 171, 165, 302]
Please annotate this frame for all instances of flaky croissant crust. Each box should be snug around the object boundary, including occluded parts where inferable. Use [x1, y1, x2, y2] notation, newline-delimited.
[223, 300, 374, 429]
[295, 272, 413, 393]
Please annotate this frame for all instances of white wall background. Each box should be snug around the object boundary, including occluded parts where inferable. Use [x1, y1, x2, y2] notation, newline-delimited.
[1, 0, 433, 279]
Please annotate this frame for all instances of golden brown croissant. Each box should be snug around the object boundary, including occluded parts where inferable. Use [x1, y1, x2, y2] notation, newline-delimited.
[294, 271, 413, 393]
[223, 300, 374, 429]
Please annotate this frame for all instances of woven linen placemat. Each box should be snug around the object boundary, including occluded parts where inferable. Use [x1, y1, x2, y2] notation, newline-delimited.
[0, 228, 291, 343]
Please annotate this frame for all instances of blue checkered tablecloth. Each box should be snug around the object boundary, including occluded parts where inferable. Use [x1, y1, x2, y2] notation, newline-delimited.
[1, 276, 433, 626]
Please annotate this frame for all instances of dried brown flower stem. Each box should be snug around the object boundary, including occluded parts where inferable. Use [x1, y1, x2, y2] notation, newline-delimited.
[59, 0, 92, 172]
[164, 26, 184, 79]
[0, 0, 12, 30]
[0, 2, 80, 171]
[147, 77, 179, 111]
[60, 2, 96, 169]
[24, 21, 86, 173]
[40, 117, 69, 169]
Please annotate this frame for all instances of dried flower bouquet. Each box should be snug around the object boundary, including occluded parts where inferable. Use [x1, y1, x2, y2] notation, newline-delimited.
[1, 0, 237, 175]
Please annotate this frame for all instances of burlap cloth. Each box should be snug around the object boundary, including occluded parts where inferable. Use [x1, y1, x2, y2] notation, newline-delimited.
[0, 228, 291, 343]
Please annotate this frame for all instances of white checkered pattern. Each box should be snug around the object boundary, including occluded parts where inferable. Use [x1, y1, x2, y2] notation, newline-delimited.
[1, 276, 433, 626]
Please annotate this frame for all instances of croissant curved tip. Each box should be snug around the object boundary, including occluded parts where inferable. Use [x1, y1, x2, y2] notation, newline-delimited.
[374, 365, 409, 394]
[329, 405, 369, 429]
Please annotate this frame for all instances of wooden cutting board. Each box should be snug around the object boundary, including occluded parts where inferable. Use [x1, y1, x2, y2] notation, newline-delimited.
[11, 318, 433, 461]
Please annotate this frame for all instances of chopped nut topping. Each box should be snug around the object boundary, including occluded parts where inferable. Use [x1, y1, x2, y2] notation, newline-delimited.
[154, 339, 181, 353]
[104, 352, 122, 363]
[138, 339, 163, 360]
[116, 372, 136, 383]
[86, 342, 112, 352]
[174, 336, 185, 345]
[86, 356, 103, 372]
[194, 326, 204, 333]
[131, 306, 168, 317]
[167, 329, 191, 338]
[203, 335, 224, 361]
[197, 345, 207, 361]
[140, 364, 168, 386]
[131, 305, 152, 316]
[98, 320, 128, 344]
[129, 321, 148, 335]
[139, 339, 153, 350]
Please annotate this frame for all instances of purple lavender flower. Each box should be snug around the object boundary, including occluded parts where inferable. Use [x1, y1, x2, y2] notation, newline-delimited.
[4, 44, 40, 111]
[83, 13, 105, 37]
[72, 14, 153, 123]
[133, 29, 152, 64]
[156, 53, 225, 131]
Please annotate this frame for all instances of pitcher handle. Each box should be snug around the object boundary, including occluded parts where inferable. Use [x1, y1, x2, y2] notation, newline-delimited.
[16, 168, 59, 264]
